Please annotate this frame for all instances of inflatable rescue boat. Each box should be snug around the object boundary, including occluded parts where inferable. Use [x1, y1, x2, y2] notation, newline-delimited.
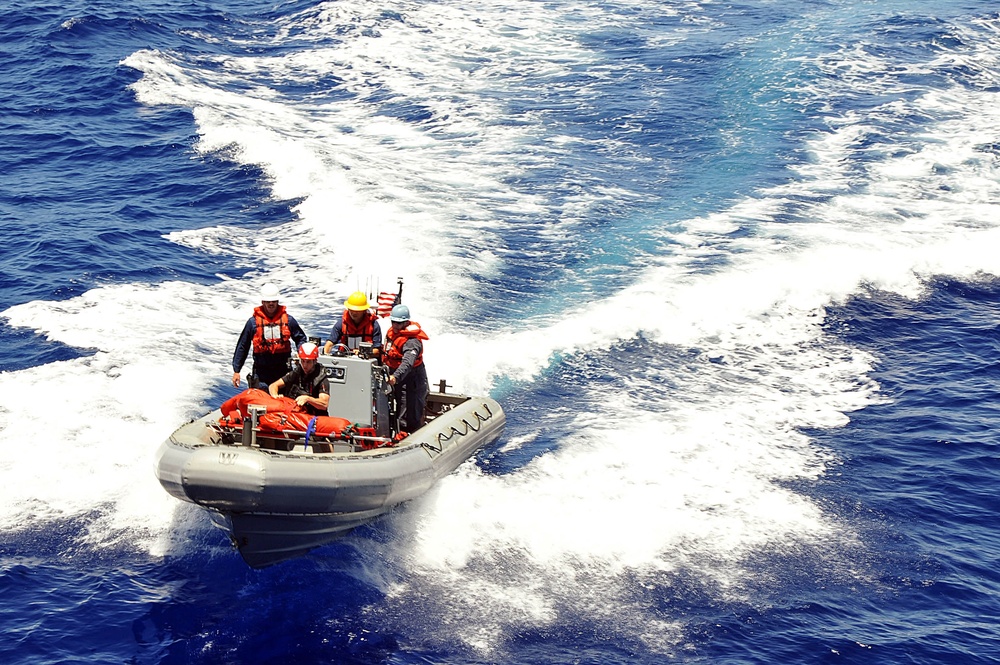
[155, 351, 505, 568]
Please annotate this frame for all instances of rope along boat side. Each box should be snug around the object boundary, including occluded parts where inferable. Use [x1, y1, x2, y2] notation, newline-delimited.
[155, 353, 505, 568]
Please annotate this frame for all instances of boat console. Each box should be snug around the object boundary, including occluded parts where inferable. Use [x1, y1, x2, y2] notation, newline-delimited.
[318, 353, 390, 434]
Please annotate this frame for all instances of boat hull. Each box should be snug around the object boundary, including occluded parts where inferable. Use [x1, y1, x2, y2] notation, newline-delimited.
[156, 396, 504, 567]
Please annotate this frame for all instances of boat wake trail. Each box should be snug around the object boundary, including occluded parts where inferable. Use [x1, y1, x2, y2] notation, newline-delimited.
[4, 1, 1000, 656]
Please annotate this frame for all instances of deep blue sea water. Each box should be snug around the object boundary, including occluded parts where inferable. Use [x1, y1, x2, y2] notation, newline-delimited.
[3, 0, 1000, 663]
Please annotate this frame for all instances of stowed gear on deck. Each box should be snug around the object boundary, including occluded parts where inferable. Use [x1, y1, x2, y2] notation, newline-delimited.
[215, 351, 417, 453]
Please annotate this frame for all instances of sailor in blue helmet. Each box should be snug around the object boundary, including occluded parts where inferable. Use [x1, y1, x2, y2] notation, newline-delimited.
[383, 304, 430, 432]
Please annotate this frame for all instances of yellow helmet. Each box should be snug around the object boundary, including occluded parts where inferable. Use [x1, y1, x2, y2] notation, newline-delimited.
[344, 291, 369, 311]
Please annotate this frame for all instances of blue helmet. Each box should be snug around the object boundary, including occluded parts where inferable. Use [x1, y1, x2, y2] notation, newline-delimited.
[390, 304, 411, 322]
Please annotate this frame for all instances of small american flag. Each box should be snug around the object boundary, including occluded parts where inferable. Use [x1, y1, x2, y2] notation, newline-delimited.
[376, 291, 398, 318]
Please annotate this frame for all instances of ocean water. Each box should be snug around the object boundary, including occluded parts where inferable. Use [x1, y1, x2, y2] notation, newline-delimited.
[3, 0, 1000, 662]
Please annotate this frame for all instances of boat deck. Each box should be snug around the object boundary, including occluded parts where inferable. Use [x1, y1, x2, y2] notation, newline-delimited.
[189, 389, 475, 456]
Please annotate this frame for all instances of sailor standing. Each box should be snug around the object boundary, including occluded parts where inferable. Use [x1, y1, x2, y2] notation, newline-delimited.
[323, 290, 382, 355]
[383, 304, 429, 432]
[231, 283, 308, 390]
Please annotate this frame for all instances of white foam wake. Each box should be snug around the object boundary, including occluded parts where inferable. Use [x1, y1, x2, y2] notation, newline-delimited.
[3, 0, 1000, 655]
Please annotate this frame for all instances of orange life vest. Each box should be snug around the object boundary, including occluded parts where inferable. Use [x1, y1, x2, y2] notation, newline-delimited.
[252, 305, 292, 355]
[258, 412, 351, 438]
[340, 309, 377, 345]
[384, 322, 428, 371]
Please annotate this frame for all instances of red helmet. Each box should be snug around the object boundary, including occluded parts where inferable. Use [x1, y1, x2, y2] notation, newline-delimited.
[298, 342, 319, 360]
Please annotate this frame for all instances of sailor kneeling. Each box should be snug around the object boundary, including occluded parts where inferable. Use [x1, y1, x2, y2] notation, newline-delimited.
[268, 343, 330, 416]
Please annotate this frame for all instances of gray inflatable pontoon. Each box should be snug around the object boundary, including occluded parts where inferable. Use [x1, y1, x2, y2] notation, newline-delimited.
[155, 353, 505, 568]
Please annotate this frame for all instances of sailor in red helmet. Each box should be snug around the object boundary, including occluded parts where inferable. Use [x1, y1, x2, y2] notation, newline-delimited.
[268, 342, 330, 416]
[323, 290, 382, 356]
[384, 304, 429, 432]
[231, 283, 308, 390]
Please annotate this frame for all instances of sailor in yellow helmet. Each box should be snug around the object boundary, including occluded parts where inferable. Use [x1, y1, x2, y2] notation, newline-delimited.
[323, 290, 382, 355]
